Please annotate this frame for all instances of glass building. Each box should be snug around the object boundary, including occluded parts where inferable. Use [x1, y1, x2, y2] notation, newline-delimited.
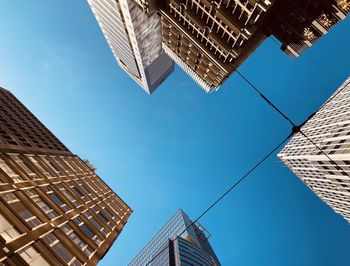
[0, 87, 132, 265]
[87, 0, 174, 94]
[129, 209, 220, 266]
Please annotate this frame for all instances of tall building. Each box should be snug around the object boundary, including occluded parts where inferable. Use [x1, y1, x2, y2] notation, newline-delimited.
[266, 0, 350, 57]
[133, 0, 274, 92]
[129, 209, 220, 266]
[278, 77, 350, 223]
[87, 0, 174, 94]
[88, 0, 349, 93]
[132, 0, 349, 92]
[0, 88, 132, 265]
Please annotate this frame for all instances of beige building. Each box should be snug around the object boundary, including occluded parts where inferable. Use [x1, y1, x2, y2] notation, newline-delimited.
[0, 87, 132, 265]
[278, 77, 350, 223]
[134, 0, 273, 92]
[133, 0, 349, 92]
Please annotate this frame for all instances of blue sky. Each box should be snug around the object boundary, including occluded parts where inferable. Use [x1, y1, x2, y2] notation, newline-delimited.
[0, 1, 350, 265]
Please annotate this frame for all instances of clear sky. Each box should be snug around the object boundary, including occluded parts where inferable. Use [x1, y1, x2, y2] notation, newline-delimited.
[0, 1, 350, 266]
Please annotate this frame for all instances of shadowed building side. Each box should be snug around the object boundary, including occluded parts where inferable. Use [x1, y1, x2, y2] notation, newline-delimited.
[87, 0, 174, 94]
[265, 0, 350, 57]
[129, 209, 220, 266]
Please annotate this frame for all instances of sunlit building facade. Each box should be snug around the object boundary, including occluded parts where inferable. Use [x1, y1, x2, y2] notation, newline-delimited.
[133, 0, 273, 92]
[278, 77, 350, 223]
[129, 209, 220, 266]
[0, 87, 132, 265]
[87, 0, 174, 94]
[132, 0, 349, 92]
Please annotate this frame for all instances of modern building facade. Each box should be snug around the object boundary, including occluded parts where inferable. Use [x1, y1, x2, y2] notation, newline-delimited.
[278, 76, 350, 223]
[132, 0, 349, 92]
[88, 0, 349, 93]
[0, 87, 132, 265]
[133, 0, 273, 92]
[129, 209, 220, 266]
[87, 0, 174, 94]
[266, 0, 350, 57]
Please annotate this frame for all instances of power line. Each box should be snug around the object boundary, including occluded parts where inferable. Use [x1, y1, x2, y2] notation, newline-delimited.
[145, 132, 292, 265]
[235, 69, 349, 177]
[236, 70, 296, 127]
[143, 71, 348, 266]
[299, 131, 349, 176]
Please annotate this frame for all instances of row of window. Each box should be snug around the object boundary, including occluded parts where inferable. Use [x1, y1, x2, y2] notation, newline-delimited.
[0, 153, 93, 183]
[0, 187, 127, 265]
[0, 91, 67, 151]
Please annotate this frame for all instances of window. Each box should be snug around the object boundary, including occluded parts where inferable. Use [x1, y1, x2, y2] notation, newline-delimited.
[97, 211, 109, 225]
[73, 217, 102, 245]
[83, 212, 108, 236]
[0, 214, 21, 242]
[61, 158, 76, 173]
[49, 193, 70, 212]
[41, 157, 60, 175]
[42, 186, 70, 212]
[10, 155, 39, 180]
[93, 206, 112, 228]
[55, 184, 80, 207]
[60, 224, 94, 257]
[71, 187, 84, 199]
[18, 245, 50, 266]
[43, 233, 82, 265]
[28, 156, 50, 177]
[100, 204, 114, 219]
[1, 193, 42, 229]
[0, 158, 23, 182]
[25, 189, 58, 219]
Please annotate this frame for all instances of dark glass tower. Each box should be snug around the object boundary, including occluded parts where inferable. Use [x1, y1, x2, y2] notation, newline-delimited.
[129, 209, 220, 266]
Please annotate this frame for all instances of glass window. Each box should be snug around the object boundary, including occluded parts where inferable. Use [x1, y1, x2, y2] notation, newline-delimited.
[43, 233, 82, 265]
[10, 155, 36, 178]
[100, 205, 114, 219]
[59, 223, 93, 256]
[0, 158, 23, 182]
[55, 184, 79, 207]
[46, 190, 70, 212]
[83, 213, 108, 237]
[73, 218, 102, 246]
[71, 187, 84, 199]
[25, 189, 59, 219]
[1, 193, 42, 229]
[80, 223, 95, 239]
[41, 157, 60, 174]
[28, 156, 50, 177]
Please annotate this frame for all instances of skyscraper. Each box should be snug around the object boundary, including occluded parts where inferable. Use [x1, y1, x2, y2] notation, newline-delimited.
[129, 209, 220, 266]
[278, 77, 350, 223]
[132, 0, 349, 92]
[87, 0, 174, 94]
[266, 0, 350, 57]
[133, 0, 273, 92]
[0, 88, 132, 265]
[88, 0, 349, 93]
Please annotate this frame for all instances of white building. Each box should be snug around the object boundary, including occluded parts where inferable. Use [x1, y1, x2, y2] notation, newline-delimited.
[278, 77, 350, 222]
[87, 0, 174, 94]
